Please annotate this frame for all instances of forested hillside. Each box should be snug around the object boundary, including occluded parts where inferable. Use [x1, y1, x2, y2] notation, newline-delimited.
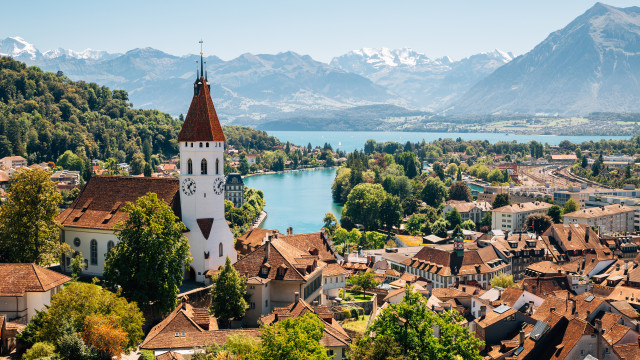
[0, 56, 181, 176]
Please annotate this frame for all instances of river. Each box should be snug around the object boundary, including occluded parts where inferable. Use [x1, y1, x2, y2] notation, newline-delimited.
[267, 131, 630, 153]
[243, 168, 342, 234]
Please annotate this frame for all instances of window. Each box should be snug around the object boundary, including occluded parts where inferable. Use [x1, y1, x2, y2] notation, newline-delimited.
[187, 159, 193, 174]
[73, 237, 81, 247]
[219, 243, 223, 257]
[265, 300, 269, 308]
[250, 302, 256, 309]
[181, 332, 186, 337]
[190, 143, 193, 147]
[201, 158, 208, 175]
[107, 241, 115, 253]
[206, 143, 209, 148]
[175, 332, 179, 337]
[327, 349, 334, 356]
[216, 158, 220, 174]
[199, 142, 203, 148]
[90, 240, 98, 265]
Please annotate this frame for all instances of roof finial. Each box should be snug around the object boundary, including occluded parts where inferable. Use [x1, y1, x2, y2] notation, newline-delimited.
[199, 39, 204, 79]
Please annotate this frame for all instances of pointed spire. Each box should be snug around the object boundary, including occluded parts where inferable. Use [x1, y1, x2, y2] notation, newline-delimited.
[199, 39, 204, 80]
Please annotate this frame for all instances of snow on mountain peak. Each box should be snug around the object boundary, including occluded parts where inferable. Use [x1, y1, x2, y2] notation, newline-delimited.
[43, 47, 112, 60]
[0, 36, 40, 60]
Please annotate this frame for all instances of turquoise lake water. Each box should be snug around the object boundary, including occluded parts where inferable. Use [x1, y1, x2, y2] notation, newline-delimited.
[243, 168, 342, 234]
[267, 131, 630, 153]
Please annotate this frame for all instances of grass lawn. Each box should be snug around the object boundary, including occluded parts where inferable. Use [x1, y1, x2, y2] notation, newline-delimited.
[345, 291, 372, 301]
[341, 315, 369, 334]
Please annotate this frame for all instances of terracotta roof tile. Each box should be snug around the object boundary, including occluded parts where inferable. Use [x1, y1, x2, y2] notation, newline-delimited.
[614, 342, 640, 360]
[491, 201, 552, 213]
[57, 176, 180, 230]
[178, 77, 225, 142]
[156, 351, 184, 360]
[279, 231, 336, 263]
[0, 264, 71, 297]
[324, 263, 348, 277]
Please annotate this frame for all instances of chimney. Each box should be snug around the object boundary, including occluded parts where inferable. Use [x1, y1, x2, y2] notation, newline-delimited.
[519, 330, 525, 345]
[480, 305, 487, 318]
[529, 300, 534, 315]
[570, 299, 576, 315]
[265, 237, 271, 261]
[294, 292, 300, 303]
[596, 319, 602, 360]
[550, 307, 556, 313]
[287, 226, 293, 235]
[313, 300, 319, 314]
[625, 262, 629, 275]
[181, 296, 188, 310]
[568, 231, 572, 241]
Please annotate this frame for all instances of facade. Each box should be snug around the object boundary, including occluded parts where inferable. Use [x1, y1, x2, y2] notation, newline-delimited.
[488, 232, 549, 281]
[491, 201, 553, 232]
[57, 63, 236, 283]
[322, 263, 348, 302]
[553, 187, 595, 208]
[563, 204, 635, 234]
[224, 173, 244, 208]
[0, 156, 27, 170]
[443, 200, 491, 225]
[0, 264, 71, 322]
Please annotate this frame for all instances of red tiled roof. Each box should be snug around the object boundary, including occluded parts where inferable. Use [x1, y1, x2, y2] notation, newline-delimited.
[57, 176, 180, 230]
[156, 351, 184, 360]
[178, 77, 225, 142]
[0, 263, 71, 296]
[279, 232, 336, 263]
[324, 263, 348, 276]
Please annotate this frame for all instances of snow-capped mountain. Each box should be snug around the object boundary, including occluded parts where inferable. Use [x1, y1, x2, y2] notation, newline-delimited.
[43, 48, 120, 61]
[0, 36, 42, 60]
[451, 3, 640, 115]
[331, 47, 513, 110]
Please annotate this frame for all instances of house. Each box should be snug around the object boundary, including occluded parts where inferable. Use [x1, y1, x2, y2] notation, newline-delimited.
[57, 66, 237, 283]
[260, 297, 350, 360]
[0, 264, 71, 322]
[0, 156, 27, 170]
[140, 299, 260, 356]
[542, 223, 614, 266]
[443, 200, 492, 225]
[322, 263, 348, 302]
[489, 232, 550, 280]
[246, 154, 258, 166]
[233, 235, 326, 326]
[224, 173, 244, 208]
[550, 154, 577, 164]
[402, 240, 510, 289]
[563, 205, 635, 234]
[235, 228, 280, 257]
[474, 304, 536, 348]
[491, 201, 553, 232]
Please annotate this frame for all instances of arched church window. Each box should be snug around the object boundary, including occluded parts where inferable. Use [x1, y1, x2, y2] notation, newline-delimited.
[206, 143, 209, 148]
[187, 159, 193, 174]
[216, 158, 220, 175]
[107, 241, 114, 252]
[199, 142, 203, 148]
[219, 243, 223, 257]
[201, 159, 208, 175]
[90, 240, 98, 265]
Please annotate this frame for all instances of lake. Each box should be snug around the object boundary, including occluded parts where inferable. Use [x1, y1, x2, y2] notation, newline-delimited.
[243, 167, 342, 234]
[267, 131, 631, 153]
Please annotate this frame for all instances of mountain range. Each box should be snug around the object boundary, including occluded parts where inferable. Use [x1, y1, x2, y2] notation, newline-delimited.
[2, 2, 640, 123]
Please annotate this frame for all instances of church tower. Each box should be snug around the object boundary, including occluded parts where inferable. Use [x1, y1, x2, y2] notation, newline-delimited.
[178, 51, 236, 282]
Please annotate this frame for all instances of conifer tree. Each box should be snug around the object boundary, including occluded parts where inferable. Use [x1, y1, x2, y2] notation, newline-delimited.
[210, 257, 248, 328]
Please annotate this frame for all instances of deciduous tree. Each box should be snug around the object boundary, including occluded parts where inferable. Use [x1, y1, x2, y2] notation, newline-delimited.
[525, 213, 553, 234]
[448, 181, 472, 202]
[490, 272, 515, 289]
[347, 270, 380, 294]
[257, 313, 330, 360]
[104, 193, 192, 315]
[563, 198, 579, 214]
[421, 177, 448, 207]
[81, 315, 128, 359]
[492, 193, 510, 209]
[547, 205, 563, 223]
[0, 169, 63, 264]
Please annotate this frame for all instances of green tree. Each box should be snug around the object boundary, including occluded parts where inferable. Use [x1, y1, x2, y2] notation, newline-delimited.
[364, 231, 388, 250]
[143, 162, 153, 177]
[445, 208, 462, 230]
[364, 139, 376, 155]
[406, 214, 426, 235]
[322, 212, 338, 236]
[56, 150, 84, 171]
[129, 152, 146, 175]
[257, 313, 330, 360]
[525, 213, 553, 234]
[71, 253, 84, 281]
[547, 205, 563, 223]
[104, 193, 192, 315]
[562, 198, 579, 214]
[379, 194, 403, 230]
[0, 169, 63, 264]
[210, 257, 248, 328]
[490, 272, 514, 288]
[492, 193, 510, 209]
[480, 212, 492, 228]
[421, 177, 448, 207]
[461, 220, 476, 231]
[349, 335, 409, 360]
[34, 282, 143, 350]
[22, 342, 56, 360]
[487, 169, 505, 183]
[342, 183, 388, 230]
[369, 287, 483, 360]
[347, 271, 380, 294]
[448, 182, 472, 202]
[239, 158, 250, 175]
[431, 218, 449, 238]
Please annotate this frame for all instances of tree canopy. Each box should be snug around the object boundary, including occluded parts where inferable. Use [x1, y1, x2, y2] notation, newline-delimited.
[210, 257, 248, 328]
[421, 177, 448, 207]
[492, 193, 510, 209]
[104, 193, 192, 315]
[257, 313, 331, 360]
[0, 169, 63, 264]
[448, 181, 472, 202]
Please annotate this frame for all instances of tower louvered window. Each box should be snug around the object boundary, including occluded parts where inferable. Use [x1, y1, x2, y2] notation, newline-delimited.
[201, 159, 208, 175]
[187, 159, 193, 174]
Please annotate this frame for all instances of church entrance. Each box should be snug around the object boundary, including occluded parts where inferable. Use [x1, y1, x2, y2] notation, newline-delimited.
[184, 266, 196, 281]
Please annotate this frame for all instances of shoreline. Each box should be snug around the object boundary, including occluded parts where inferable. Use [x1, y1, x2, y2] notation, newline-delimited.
[243, 166, 339, 179]
[252, 210, 267, 229]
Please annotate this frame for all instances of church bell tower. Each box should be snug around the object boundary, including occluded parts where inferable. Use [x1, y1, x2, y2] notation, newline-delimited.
[177, 46, 236, 282]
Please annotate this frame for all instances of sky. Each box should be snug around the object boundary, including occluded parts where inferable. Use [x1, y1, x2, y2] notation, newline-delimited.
[2, 0, 639, 63]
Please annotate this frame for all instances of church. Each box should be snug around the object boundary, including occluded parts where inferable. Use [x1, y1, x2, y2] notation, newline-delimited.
[57, 56, 236, 283]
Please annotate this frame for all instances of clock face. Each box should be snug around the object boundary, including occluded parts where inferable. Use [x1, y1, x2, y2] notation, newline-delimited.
[213, 177, 225, 195]
[182, 178, 196, 196]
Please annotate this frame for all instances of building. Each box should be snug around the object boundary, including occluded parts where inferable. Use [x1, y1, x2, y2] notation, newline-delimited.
[57, 58, 236, 283]
[246, 154, 258, 166]
[140, 299, 259, 357]
[553, 186, 595, 208]
[491, 201, 553, 232]
[550, 154, 577, 163]
[563, 204, 635, 234]
[488, 232, 549, 281]
[0, 156, 27, 170]
[322, 263, 348, 302]
[401, 240, 510, 289]
[233, 235, 326, 326]
[260, 297, 350, 360]
[224, 173, 244, 207]
[0, 263, 71, 323]
[443, 200, 492, 225]
[235, 228, 280, 257]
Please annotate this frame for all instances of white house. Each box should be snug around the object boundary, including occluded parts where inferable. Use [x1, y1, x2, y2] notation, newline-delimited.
[0, 264, 71, 322]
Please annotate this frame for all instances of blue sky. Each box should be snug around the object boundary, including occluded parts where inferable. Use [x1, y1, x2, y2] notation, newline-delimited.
[2, 1, 639, 62]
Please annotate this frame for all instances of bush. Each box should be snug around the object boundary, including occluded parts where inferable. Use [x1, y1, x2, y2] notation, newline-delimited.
[341, 309, 352, 319]
[57, 332, 97, 360]
[22, 342, 56, 360]
[350, 308, 359, 319]
[139, 350, 155, 360]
